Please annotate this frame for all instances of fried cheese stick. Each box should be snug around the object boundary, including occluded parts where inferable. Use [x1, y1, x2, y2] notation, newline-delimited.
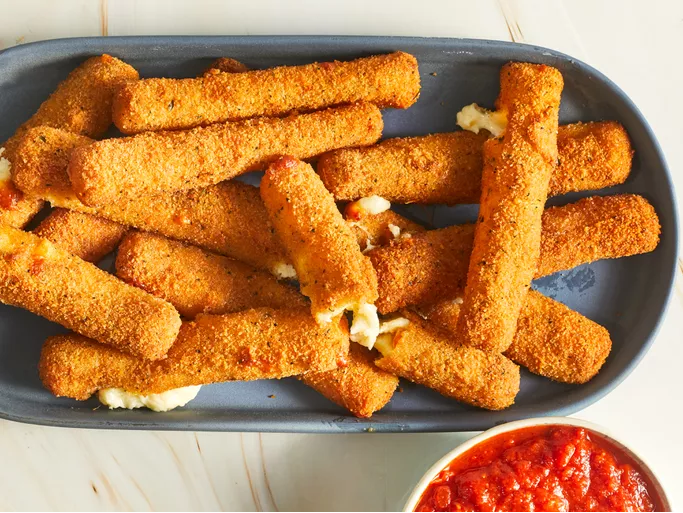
[33, 208, 127, 262]
[115, 230, 397, 417]
[26, 55, 247, 262]
[417, 289, 612, 384]
[374, 312, 520, 410]
[455, 63, 563, 353]
[261, 156, 380, 347]
[113, 51, 419, 133]
[371, 194, 660, 313]
[0, 225, 180, 359]
[69, 103, 384, 206]
[39, 308, 350, 400]
[0, 55, 138, 228]
[11, 126, 291, 276]
[115, 231, 305, 318]
[317, 121, 632, 204]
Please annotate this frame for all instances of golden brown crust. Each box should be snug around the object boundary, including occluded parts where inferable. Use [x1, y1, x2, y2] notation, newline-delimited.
[69, 102, 383, 206]
[375, 312, 520, 410]
[317, 121, 632, 204]
[115, 231, 306, 318]
[371, 224, 473, 314]
[33, 208, 127, 262]
[12, 126, 290, 274]
[455, 63, 563, 352]
[300, 344, 398, 418]
[261, 157, 378, 317]
[418, 289, 612, 384]
[551, 121, 633, 196]
[319, 132, 487, 204]
[346, 209, 425, 250]
[3, 55, 138, 159]
[39, 308, 350, 400]
[204, 57, 249, 75]
[537, 194, 661, 277]
[0, 55, 137, 227]
[0, 197, 45, 229]
[113, 51, 419, 133]
[0, 225, 180, 359]
[371, 194, 661, 313]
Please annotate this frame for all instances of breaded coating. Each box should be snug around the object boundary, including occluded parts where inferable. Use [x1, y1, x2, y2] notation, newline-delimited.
[551, 121, 633, 196]
[537, 194, 660, 277]
[11, 126, 290, 274]
[115, 231, 305, 318]
[371, 194, 661, 313]
[261, 157, 378, 329]
[39, 308, 350, 400]
[374, 312, 520, 410]
[113, 51, 419, 133]
[345, 207, 425, 251]
[0, 226, 180, 359]
[456, 63, 563, 353]
[418, 289, 612, 384]
[371, 224, 473, 313]
[0, 55, 138, 228]
[319, 131, 487, 204]
[33, 208, 127, 262]
[300, 344, 398, 418]
[317, 121, 632, 204]
[204, 57, 249, 75]
[0, 194, 44, 230]
[70, 103, 383, 206]
[116, 230, 395, 418]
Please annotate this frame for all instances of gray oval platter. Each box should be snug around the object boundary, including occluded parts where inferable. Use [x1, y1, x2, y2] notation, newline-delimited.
[0, 36, 677, 432]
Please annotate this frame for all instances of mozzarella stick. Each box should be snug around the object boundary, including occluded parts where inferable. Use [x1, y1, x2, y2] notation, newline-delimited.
[33, 209, 127, 262]
[39, 308, 350, 400]
[374, 312, 520, 410]
[11, 126, 291, 276]
[115, 231, 305, 318]
[455, 63, 563, 353]
[261, 156, 380, 347]
[113, 51, 419, 133]
[300, 344, 398, 418]
[0, 225, 180, 359]
[26, 55, 245, 260]
[318, 121, 632, 204]
[371, 194, 660, 313]
[537, 194, 660, 276]
[417, 289, 612, 384]
[69, 103, 383, 206]
[0, 55, 138, 228]
[116, 230, 396, 417]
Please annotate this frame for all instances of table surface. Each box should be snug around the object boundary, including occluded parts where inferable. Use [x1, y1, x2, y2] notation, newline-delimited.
[1, 0, 681, 511]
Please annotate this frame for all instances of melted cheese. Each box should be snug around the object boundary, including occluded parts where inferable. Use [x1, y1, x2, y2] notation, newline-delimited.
[374, 317, 410, 356]
[272, 262, 297, 280]
[0, 148, 11, 184]
[98, 385, 201, 412]
[349, 302, 380, 349]
[456, 104, 507, 137]
[355, 195, 391, 215]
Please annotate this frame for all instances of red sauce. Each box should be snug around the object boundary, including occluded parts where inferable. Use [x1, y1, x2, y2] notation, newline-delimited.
[415, 425, 662, 512]
[0, 182, 23, 210]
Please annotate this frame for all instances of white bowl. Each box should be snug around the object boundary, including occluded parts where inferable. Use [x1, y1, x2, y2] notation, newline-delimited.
[403, 417, 670, 512]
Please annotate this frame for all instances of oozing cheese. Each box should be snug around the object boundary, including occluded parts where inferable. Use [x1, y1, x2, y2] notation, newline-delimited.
[98, 385, 201, 412]
[373, 317, 410, 356]
[355, 195, 391, 215]
[456, 104, 507, 137]
[272, 262, 298, 280]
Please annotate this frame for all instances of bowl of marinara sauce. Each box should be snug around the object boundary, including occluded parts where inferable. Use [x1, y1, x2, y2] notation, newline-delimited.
[404, 417, 670, 512]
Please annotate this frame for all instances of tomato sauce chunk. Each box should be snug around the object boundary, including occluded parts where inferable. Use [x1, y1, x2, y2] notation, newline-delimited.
[415, 425, 662, 512]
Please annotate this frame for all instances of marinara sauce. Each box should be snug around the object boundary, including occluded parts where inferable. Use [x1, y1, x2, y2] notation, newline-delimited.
[415, 425, 663, 512]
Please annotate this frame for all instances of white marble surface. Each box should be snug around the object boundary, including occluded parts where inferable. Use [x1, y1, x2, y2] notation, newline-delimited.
[0, 0, 681, 510]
